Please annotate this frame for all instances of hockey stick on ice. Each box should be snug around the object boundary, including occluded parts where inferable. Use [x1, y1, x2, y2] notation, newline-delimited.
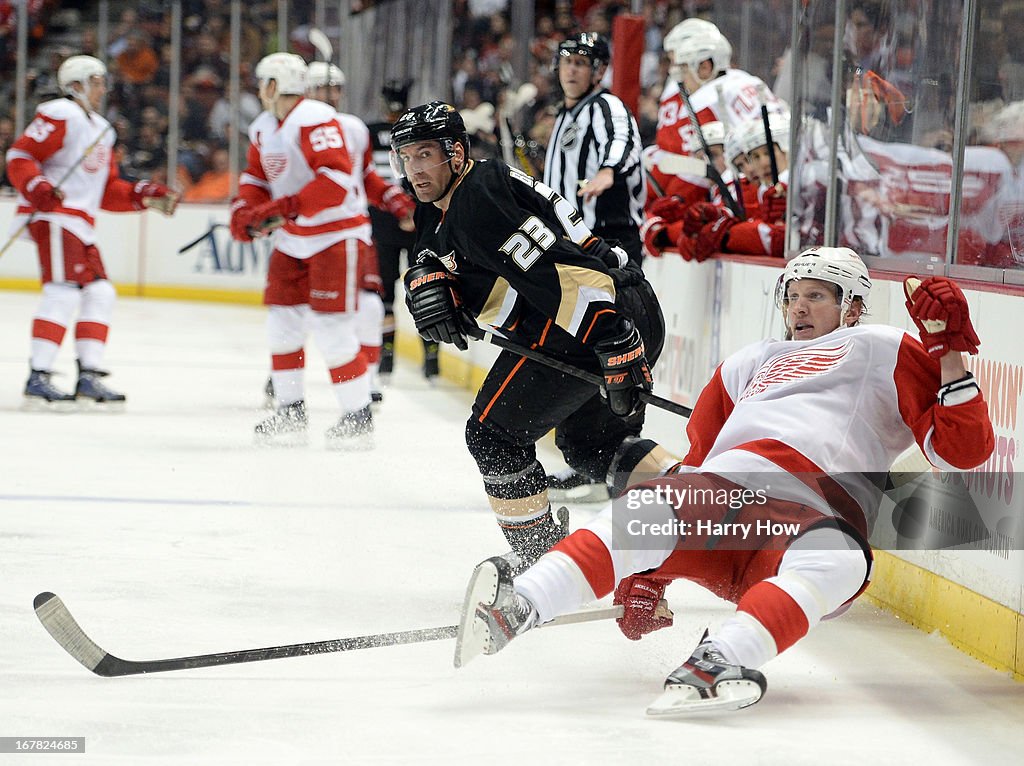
[33, 591, 624, 677]
[467, 326, 692, 418]
[0, 123, 114, 259]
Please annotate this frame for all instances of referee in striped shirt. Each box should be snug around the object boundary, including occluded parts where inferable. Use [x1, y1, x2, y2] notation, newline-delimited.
[544, 32, 647, 265]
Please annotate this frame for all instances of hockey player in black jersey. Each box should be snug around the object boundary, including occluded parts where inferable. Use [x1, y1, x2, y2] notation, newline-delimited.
[392, 101, 673, 568]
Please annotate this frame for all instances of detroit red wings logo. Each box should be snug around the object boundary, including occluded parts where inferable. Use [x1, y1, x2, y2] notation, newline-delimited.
[740, 341, 852, 400]
[82, 143, 110, 173]
[262, 153, 288, 181]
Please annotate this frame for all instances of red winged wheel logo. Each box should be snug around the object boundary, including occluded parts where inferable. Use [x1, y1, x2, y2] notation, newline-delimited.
[740, 341, 852, 401]
[262, 153, 288, 181]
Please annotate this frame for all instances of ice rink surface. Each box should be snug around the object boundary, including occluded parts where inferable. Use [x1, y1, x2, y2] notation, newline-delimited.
[1, 290, 1022, 765]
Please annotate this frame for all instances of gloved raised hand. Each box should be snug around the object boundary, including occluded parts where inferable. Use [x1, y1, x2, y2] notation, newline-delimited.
[403, 255, 472, 351]
[24, 175, 63, 212]
[904, 276, 980, 357]
[614, 574, 674, 640]
[593, 318, 653, 417]
[760, 184, 787, 223]
[131, 181, 179, 215]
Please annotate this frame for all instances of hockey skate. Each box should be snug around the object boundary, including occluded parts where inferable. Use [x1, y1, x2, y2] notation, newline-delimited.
[325, 404, 374, 450]
[75, 364, 126, 411]
[254, 400, 309, 446]
[453, 555, 538, 668]
[646, 633, 767, 716]
[23, 369, 76, 412]
[546, 467, 611, 503]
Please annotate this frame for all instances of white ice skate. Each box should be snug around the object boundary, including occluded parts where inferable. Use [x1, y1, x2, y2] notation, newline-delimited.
[453, 556, 537, 668]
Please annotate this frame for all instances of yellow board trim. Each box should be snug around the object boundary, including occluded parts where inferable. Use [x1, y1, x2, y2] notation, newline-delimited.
[0, 279, 262, 305]
[867, 551, 1023, 680]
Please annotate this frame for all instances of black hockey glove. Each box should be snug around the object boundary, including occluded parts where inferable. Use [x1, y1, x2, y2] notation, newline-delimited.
[593, 319, 653, 417]
[581, 235, 629, 270]
[403, 260, 471, 351]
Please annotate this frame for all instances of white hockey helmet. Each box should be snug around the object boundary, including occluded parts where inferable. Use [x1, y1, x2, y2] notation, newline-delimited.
[664, 20, 732, 84]
[306, 61, 345, 89]
[57, 55, 107, 95]
[686, 120, 726, 154]
[724, 122, 749, 166]
[775, 246, 872, 323]
[255, 53, 308, 96]
[739, 110, 791, 155]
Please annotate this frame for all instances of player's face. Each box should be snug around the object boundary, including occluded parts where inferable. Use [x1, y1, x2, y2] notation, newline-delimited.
[82, 75, 107, 111]
[558, 54, 596, 100]
[747, 143, 787, 181]
[396, 140, 454, 202]
[783, 278, 845, 340]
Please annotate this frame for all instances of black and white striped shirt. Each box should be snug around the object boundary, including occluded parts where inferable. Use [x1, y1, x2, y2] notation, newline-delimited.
[543, 88, 646, 234]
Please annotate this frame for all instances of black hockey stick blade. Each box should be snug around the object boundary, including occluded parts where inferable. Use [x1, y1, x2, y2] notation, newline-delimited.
[177, 224, 227, 255]
[470, 327, 692, 418]
[33, 592, 457, 677]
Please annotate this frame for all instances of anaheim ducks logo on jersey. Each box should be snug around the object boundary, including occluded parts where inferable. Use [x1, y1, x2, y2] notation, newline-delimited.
[740, 341, 852, 401]
[262, 153, 288, 181]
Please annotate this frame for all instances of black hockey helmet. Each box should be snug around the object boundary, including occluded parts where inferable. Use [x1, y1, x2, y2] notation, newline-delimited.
[556, 32, 610, 69]
[391, 101, 470, 157]
[382, 78, 412, 113]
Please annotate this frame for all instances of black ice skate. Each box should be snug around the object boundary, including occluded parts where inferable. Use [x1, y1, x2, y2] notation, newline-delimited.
[75, 363, 126, 411]
[325, 404, 374, 450]
[23, 369, 76, 412]
[453, 556, 538, 668]
[546, 467, 611, 503]
[646, 633, 767, 716]
[254, 400, 309, 445]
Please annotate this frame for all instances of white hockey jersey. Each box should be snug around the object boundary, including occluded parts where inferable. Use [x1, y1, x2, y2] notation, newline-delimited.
[6, 98, 118, 245]
[243, 99, 368, 258]
[677, 324, 994, 536]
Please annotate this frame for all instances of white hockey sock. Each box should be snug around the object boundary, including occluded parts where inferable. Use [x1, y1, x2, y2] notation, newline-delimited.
[75, 279, 115, 370]
[30, 282, 80, 370]
[514, 551, 597, 625]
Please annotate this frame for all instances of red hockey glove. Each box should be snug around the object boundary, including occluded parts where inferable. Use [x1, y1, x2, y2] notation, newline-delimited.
[760, 185, 787, 223]
[131, 181, 179, 215]
[693, 215, 736, 262]
[403, 257, 472, 351]
[24, 175, 63, 212]
[249, 195, 300, 233]
[648, 195, 688, 223]
[904, 276, 980, 357]
[382, 185, 416, 221]
[683, 201, 730, 237]
[229, 198, 259, 242]
[594, 319, 653, 417]
[675, 232, 698, 262]
[639, 216, 670, 259]
[614, 575, 673, 641]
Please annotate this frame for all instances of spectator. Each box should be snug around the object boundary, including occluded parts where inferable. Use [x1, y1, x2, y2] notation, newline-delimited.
[115, 31, 160, 86]
[183, 145, 233, 202]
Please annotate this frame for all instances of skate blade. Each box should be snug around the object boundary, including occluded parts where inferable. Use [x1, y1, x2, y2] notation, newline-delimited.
[21, 397, 76, 413]
[646, 679, 764, 717]
[75, 398, 126, 413]
[453, 560, 500, 668]
[253, 430, 310, 447]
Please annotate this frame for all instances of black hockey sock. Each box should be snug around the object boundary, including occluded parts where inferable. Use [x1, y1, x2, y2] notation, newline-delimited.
[498, 508, 568, 567]
[380, 331, 395, 374]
